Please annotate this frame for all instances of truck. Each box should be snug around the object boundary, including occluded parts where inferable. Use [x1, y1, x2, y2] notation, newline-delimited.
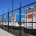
[2, 14, 25, 30]
[24, 6, 36, 35]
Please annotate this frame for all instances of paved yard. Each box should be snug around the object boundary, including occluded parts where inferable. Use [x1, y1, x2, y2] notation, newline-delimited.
[0, 28, 15, 36]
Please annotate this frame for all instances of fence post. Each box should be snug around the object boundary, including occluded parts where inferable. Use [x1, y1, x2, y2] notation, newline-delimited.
[8, 12, 9, 32]
[8, 9, 10, 32]
[6, 11, 9, 32]
[2, 12, 4, 29]
[19, 3, 21, 36]
[12, 0, 14, 28]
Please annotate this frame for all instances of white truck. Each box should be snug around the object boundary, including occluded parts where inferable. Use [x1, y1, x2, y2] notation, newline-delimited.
[0, 14, 25, 30]
[24, 6, 36, 35]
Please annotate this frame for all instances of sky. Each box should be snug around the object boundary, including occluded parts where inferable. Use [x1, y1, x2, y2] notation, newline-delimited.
[0, 0, 36, 15]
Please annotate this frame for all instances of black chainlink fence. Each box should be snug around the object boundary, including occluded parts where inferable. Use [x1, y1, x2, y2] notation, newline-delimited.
[0, 2, 36, 36]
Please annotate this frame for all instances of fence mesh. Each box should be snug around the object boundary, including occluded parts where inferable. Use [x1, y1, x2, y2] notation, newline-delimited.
[0, 2, 36, 36]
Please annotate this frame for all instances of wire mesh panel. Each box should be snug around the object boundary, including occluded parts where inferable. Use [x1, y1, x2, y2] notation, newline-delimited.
[23, 2, 36, 35]
[3, 13, 8, 31]
[8, 11, 12, 27]
[9, 9, 20, 36]
[13, 9, 20, 29]
[19, 5, 30, 36]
